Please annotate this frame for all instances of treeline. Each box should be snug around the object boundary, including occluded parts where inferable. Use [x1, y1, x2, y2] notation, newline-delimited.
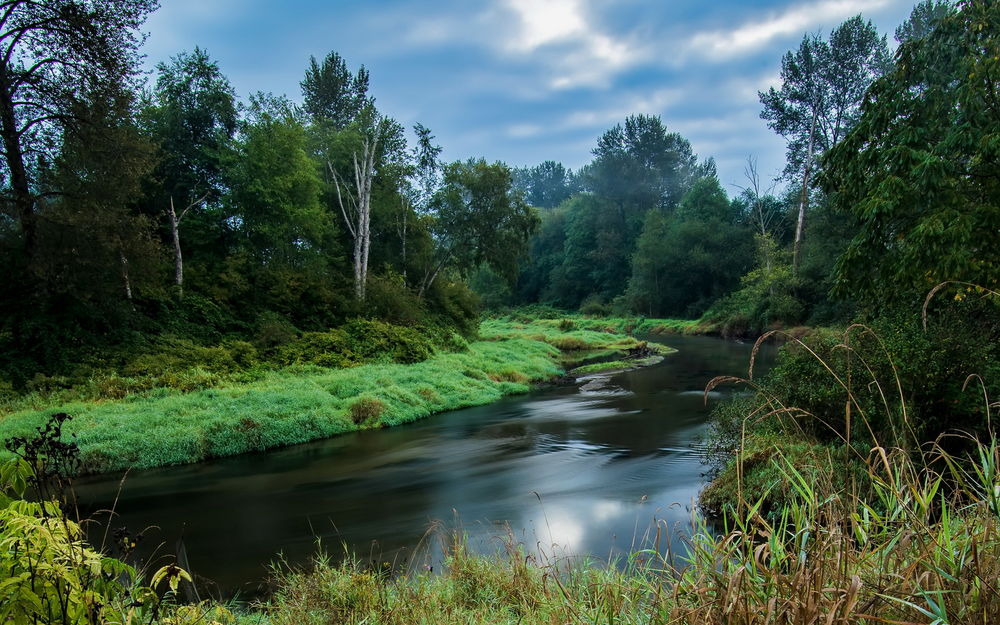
[0, 2, 536, 387]
[491, 0, 996, 338]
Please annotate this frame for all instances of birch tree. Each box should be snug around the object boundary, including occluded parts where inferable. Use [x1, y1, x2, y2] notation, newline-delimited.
[331, 129, 377, 301]
[760, 17, 890, 272]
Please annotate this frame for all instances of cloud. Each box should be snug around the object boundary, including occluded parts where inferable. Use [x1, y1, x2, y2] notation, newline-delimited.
[504, 0, 587, 51]
[502, 0, 642, 89]
[686, 0, 892, 60]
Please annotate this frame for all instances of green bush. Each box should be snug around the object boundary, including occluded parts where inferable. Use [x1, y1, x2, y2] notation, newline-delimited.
[579, 295, 610, 316]
[279, 329, 357, 368]
[343, 318, 433, 364]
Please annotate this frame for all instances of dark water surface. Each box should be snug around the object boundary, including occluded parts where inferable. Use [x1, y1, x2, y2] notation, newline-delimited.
[75, 335, 774, 596]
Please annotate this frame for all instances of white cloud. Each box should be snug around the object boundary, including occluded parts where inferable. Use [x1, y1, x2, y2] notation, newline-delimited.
[503, 0, 642, 89]
[561, 88, 683, 129]
[505, 0, 588, 51]
[686, 0, 892, 60]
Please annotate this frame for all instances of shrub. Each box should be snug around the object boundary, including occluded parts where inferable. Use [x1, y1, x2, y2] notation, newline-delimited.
[349, 397, 386, 424]
[253, 311, 299, 350]
[279, 329, 357, 368]
[579, 295, 610, 316]
[343, 318, 433, 364]
[548, 336, 588, 351]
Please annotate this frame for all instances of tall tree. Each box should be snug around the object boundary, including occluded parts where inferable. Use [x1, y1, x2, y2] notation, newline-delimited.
[0, 0, 158, 262]
[329, 111, 407, 300]
[823, 0, 1000, 308]
[584, 114, 699, 219]
[145, 48, 237, 296]
[760, 16, 890, 271]
[626, 177, 752, 317]
[301, 52, 371, 129]
[515, 160, 577, 209]
[895, 0, 956, 44]
[419, 159, 538, 296]
[410, 122, 442, 212]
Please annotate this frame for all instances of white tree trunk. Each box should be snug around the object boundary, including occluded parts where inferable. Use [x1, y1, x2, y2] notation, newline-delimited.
[793, 110, 819, 274]
[169, 196, 184, 297]
[119, 249, 133, 301]
[334, 130, 380, 301]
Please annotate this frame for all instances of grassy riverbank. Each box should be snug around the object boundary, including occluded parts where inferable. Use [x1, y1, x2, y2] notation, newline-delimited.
[7, 436, 998, 625]
[0, 317, 655, 474]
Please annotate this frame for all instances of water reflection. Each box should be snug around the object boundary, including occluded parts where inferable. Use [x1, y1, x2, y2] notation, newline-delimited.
[74, 334, 773, 596]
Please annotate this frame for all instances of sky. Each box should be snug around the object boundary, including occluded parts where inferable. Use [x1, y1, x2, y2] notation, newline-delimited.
[140, 0, 919, 194]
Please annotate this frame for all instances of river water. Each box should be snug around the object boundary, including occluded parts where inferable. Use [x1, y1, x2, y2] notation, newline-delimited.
[74, 335, 773, 597]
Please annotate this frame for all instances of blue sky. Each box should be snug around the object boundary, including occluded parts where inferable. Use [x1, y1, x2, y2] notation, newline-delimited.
[141, 0, 918, 194]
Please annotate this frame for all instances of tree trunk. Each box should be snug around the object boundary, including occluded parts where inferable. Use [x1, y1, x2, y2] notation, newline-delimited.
[0, 64, 34, 259]
[399, 207, 407, 284]
[169, 196, 184, 297]
[120, 250, 133, 301]
[334, 131, 380, 301]
[793, 110, 819, 274]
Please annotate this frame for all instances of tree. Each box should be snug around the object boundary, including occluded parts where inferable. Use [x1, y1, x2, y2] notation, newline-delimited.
[410, 123, 442, 212]
[43, 92, 160, 306]
[419, 159, 538, 296]
[823, 0, 1000, 308]
[229, 94, 329, 266]
[0, 0, 158, 262]
[760, 16, 890, 271]
[584, 114, 699, 220]
[514, 160, 578, 208]
[301, 51, 370, 129]
[145, 48, 237, 296]
[329, 110, 407, 301]
[895, 0, 955, 44]
[626, 177, 752, 317]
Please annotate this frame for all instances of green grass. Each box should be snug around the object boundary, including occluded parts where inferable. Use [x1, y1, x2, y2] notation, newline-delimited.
[0, 318, 653, 474]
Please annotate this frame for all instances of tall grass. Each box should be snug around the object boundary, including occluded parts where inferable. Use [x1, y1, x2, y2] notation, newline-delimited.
[245, 319, 1000, 624]
[248, 436, 999, 624]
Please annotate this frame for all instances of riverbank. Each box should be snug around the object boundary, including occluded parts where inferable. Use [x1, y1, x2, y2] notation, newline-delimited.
[0, 318, 666, 474]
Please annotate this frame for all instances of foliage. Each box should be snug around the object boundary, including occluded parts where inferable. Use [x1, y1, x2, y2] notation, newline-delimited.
[626, 178, 753, 318]
[425, 159, 539, 287]
[760, 16, 891, 181]
[704, 234, 802, 335]
[824, 0, 1000, 308]
[0, 414, 198, 625]
[512, 160, 579, 209]
[300, 51, 371, 128]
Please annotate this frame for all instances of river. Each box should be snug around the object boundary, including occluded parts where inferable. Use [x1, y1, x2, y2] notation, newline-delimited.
[74, 334, 774, 597]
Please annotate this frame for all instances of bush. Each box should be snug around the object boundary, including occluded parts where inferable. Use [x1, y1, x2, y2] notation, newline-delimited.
[349, 397, 386, 424]
[579, 295, 610, 316]
[279, 329, 357, 368]
[343, 318, 433, 364]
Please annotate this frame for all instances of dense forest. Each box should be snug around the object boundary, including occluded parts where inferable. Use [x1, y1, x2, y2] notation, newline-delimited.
[0, 2, 538, 391]
[0, 0, 995, 399]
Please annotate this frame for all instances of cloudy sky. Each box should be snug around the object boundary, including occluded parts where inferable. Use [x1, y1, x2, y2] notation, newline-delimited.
[141, 0, 918, 193]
